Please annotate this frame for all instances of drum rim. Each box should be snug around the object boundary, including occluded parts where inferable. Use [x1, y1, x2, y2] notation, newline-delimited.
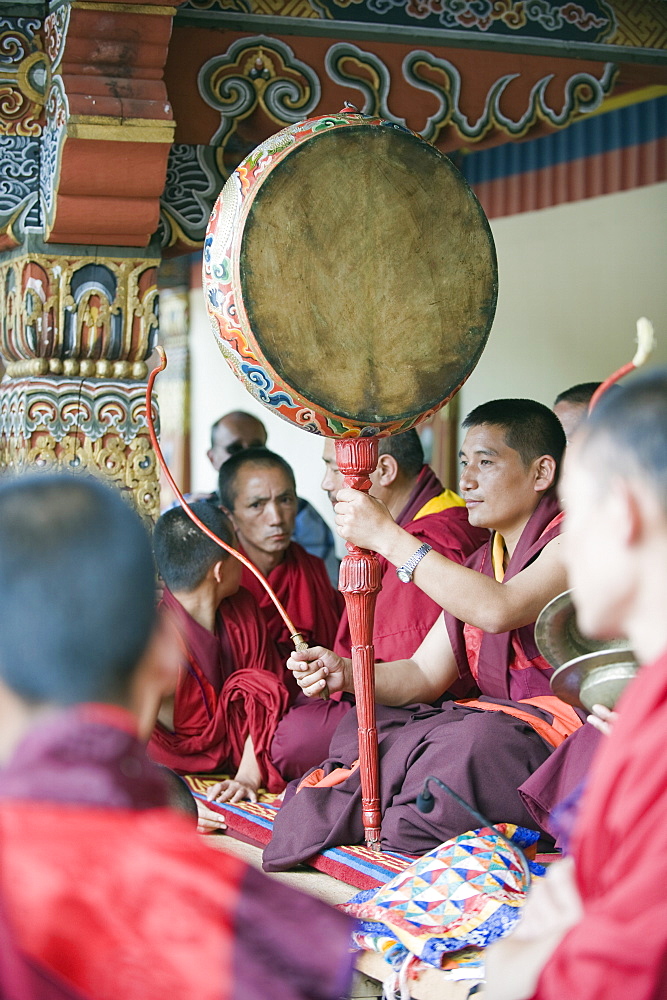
[205, 113, 498, 434]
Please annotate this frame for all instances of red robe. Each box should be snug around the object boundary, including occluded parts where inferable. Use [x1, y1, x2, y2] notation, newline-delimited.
[240, 541, 343, 662]
[533, 648, 667, 1000]
[148, 587, 289, 791]
[334, 466, 488, 661]
[0, 705, 355, 1000]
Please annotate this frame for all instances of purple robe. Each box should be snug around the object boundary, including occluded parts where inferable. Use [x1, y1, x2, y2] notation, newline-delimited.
[264, 494, 575, 867]
[270, 467, 487, 781]
[519, 721, 603, 845]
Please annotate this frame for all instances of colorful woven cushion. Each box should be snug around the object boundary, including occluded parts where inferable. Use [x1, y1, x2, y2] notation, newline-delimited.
[339, 824, 543, 969]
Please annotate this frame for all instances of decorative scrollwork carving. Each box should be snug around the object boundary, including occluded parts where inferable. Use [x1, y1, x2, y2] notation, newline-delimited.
[402, 50, 617, 142]
[0, 252, 159, 379]
[0, 377, 160, 523]
[199, 36, 321, 146]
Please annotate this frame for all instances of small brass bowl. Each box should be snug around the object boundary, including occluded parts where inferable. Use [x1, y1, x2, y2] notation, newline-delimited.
[550, 649, 640, 712]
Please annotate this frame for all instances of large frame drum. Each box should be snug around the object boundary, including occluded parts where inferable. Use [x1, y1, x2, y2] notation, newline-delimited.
[204, 107, 497, 849]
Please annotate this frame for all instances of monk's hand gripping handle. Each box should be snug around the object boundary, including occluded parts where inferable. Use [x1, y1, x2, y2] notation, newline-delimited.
[290, 633, 330, 701]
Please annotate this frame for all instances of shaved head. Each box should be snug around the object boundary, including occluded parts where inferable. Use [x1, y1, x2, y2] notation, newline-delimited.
[208, 411, 267, 471]
[463, 399, 566, 481]
[562, 370, 667, 648]
[377, 429, 424, 479]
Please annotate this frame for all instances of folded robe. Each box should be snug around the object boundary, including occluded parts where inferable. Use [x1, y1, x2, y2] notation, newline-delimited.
[240, 541, 343, 663]
[535, 648, 667, 1000]
[149, 587, 289, 790]
[271, 468, 487, 781]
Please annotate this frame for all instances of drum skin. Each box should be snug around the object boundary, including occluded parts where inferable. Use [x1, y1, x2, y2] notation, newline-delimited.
[203, 110, 497, 438]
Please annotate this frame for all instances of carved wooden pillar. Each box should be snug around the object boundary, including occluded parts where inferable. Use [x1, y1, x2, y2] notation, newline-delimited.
[336, 436, 383, 851]
[0, 1, 183, 519]
[0, 250, 160, 519]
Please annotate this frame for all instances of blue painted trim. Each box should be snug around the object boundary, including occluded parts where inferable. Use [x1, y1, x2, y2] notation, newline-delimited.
[463, 96, 667, 185]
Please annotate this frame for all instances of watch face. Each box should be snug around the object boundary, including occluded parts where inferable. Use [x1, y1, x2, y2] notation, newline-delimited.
[397, 568, 411, 583]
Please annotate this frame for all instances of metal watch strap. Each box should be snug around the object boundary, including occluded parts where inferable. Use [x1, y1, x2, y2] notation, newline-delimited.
[396, 542, 432, 583]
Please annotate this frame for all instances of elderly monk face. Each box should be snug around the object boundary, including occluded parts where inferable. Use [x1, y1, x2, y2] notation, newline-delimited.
[321, 440, 344, 506]
[227, 462, 297, 563]
[458, 423, 555, 540]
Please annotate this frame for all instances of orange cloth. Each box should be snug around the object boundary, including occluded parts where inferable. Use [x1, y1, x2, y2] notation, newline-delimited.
[297, 760, 360, 792]
[458, 696, 582, 749]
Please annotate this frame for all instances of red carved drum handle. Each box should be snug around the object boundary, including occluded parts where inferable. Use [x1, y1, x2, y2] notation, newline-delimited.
[335, 437, 382, 851]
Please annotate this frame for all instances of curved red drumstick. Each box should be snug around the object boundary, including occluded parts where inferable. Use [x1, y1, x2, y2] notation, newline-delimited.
[588, 318, 655, 412]
[145, 346, 308, 652]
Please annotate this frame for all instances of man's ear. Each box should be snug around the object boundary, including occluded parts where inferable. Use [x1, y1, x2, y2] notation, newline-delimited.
[220, 505, 239, 532]
[206, 447, 216, 469]
[376, 454, 399, 487]
[212, 559, 226, 584]
[533, 454, 558, 493]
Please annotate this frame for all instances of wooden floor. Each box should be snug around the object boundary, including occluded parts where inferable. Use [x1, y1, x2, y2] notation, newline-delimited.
[204, 832, 483, 999]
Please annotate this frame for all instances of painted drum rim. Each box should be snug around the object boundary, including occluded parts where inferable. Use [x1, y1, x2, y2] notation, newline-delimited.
[203, 111, 497, 438]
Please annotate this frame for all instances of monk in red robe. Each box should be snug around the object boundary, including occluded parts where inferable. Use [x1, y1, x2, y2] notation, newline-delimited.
[148, 501, 289, 801]
[265, 399, 581, 865]
[485, 371, 667, 1000]
[218, 448, 342, 666]
[0, 474, 354, 1000]
[270, 429, 488, 780]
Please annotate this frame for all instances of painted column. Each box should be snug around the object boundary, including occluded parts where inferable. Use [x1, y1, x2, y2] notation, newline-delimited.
[0, 1, 183, 519]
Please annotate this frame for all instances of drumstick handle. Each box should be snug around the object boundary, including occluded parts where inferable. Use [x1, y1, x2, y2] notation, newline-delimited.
[145, 348, 306, 653]
[336, 437, 382, 851]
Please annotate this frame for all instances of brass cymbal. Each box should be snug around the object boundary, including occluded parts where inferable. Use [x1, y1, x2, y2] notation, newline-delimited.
[550, 649, 640, 712]
[535, 589, 632, 669]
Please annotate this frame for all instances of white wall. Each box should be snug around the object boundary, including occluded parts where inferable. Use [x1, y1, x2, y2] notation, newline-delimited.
[458, 182, 667, 425]
[189, 181, 667, 529]
[189, 290, 337, 533]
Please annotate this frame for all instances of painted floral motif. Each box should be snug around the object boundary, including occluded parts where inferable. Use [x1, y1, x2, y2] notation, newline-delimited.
[180, 0, 616, 41]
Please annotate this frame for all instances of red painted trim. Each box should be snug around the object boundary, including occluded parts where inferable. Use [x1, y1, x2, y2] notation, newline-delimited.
[473, 137, 667, 219]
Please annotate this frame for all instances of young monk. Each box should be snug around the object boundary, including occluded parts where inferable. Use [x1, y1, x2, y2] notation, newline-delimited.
[265, 399, 581, 867]
[218, 448, 342, 663]
[485, 369, 667, 1000]
[325, 429, 489, 661]
[270, 429, 487, 781]
[148, 501, 289, 802]
[0, 474, 354, 1000]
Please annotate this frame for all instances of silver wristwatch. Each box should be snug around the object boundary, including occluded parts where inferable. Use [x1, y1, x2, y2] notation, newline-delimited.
[396, 542, 432, 583]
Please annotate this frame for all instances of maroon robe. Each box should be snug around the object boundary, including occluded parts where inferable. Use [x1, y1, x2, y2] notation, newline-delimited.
[148, 587, 289, 791]
[445, 492, 564, 702]
[334, 466, 488, 661]
[519, 723, 602, 845]
[271, 468, 487, 781]
[264, 494, 580, 866]
[240, 541, 343, 663]
[0, 705, 355, 1000]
